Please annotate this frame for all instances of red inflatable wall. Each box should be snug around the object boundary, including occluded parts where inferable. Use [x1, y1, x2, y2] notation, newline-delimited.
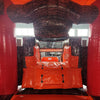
[0, 0, 17, 95]
[87, 0, 100, 96]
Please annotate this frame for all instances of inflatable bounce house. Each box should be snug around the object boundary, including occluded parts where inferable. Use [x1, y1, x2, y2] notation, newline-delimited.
[0, 0, 100, 100]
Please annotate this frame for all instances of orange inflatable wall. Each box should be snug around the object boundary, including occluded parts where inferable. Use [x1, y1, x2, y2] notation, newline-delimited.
[22, 46, 82, 89]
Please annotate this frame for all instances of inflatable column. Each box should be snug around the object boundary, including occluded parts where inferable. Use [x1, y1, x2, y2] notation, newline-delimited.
[87, 0, 100, 96]
[0, 0, 17, 96]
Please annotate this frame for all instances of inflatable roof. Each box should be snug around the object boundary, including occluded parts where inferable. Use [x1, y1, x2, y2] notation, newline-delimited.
[10, 0, 96, 5]
[0, 0, 98, 41]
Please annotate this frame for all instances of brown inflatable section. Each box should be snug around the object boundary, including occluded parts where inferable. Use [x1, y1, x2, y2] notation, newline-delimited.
[7, 0, 99, 40]
[0, 0, 4, 14]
